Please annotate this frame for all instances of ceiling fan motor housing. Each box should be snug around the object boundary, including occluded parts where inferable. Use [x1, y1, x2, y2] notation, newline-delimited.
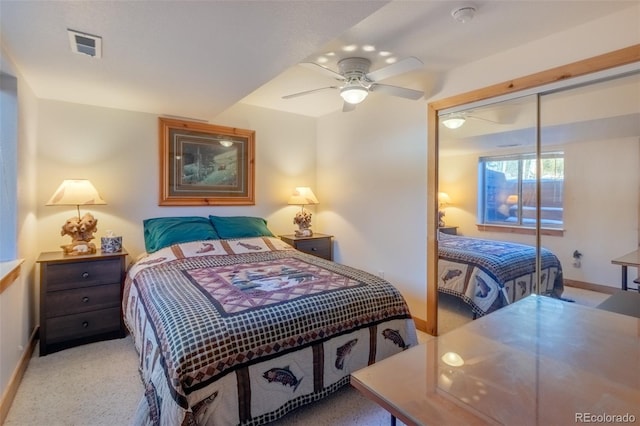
[338, 57, 372, 80]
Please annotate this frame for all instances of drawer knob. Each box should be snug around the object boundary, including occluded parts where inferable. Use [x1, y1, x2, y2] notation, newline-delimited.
[82, 296, 90, 303]
[311, 247, 318, 251]
[82, 321, 89, 328]
[81, 272, 90, 279]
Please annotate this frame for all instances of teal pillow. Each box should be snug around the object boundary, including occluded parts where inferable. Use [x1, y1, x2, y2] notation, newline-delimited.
[143, 216, 219, 253]
[209, 215, 274, 239]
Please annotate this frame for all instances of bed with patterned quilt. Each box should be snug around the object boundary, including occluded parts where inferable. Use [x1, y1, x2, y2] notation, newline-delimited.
[124, 216, 417, 425]
[438, 232, 564, 317]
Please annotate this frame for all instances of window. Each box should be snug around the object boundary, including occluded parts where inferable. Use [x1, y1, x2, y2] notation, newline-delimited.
[479, 152, 564, 228]
[0, 73, 18, 261]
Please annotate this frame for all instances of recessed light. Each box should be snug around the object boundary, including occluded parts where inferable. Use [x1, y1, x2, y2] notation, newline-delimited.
[379, 51, 392, 57]
[385, 57, 397, 64]
[362, 45, 375, 52]
[342, 44, 358, 52]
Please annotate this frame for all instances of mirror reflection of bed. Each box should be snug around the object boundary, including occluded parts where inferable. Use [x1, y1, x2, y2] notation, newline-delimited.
[437, 71, 640, 335]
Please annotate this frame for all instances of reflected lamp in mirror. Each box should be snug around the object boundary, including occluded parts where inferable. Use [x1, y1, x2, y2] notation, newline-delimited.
[441, 113, 466, 129]
[438, 192, 452, 227]
[288, 187, 319, 237]
[46, 179, 107, 256]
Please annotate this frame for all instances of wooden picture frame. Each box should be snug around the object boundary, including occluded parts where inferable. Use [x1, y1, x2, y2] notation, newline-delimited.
[159, 117, 255, 206]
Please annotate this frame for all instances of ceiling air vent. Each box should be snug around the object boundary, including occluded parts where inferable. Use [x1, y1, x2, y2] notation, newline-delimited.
[67, 29, 102, 58]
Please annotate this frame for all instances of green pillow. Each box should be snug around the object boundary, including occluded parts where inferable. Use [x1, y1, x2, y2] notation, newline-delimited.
[209, 215, 274, 239]
[143, 216, 219, 253]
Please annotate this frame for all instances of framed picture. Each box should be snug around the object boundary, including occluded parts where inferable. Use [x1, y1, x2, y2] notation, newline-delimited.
[159, 117, 255, 206]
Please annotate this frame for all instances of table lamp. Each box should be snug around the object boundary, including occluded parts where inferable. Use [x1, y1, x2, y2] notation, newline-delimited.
[288, 187, 319, 237]
[46, 179, 106, 255]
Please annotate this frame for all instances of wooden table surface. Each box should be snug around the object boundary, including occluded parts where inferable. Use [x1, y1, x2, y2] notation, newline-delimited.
[351, 295, 640, 425]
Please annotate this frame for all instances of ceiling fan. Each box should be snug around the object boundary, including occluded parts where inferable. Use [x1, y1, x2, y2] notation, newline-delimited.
[282, 56, 425, 112]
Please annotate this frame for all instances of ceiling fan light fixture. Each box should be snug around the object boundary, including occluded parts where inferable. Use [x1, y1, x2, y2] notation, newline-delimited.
[442, 114, 466, 129]
[340, 85, 368, 104]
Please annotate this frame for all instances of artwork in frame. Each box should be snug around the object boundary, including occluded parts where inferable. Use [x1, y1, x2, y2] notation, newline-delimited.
[159, 117, 255, 206]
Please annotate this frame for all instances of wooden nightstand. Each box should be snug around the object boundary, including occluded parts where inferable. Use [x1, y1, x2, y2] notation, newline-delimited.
[280, 234, 333, 261]
[37, 249, 128, 356]
[438, 226, 458, 235]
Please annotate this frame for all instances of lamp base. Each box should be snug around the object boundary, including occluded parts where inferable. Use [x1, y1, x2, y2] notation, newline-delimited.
[59, 212, 99, 256]
[438, 211, 446, 228]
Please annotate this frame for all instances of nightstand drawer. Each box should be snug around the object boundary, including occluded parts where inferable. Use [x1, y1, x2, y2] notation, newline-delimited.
[45, 307, 122, 344]
[45, 283, 121, 318]
[46, 258, 122, 291]
[294, 239, 331, 259]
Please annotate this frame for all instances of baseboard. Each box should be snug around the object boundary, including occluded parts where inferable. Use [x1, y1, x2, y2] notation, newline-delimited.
[564, 279, 617, 295]
[412, 316, 427, 333]
[0, 326, 38, 424]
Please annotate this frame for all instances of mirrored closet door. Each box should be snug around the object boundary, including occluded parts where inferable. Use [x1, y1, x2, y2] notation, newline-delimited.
[437, 95, 539, 335]
[427, 47, 640, 336]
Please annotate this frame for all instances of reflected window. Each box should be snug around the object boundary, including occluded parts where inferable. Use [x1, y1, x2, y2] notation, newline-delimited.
[479, 152, 564, 228]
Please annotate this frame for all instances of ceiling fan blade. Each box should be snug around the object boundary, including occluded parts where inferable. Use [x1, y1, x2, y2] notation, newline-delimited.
[342, 102, 356, 112]
[282, 86, 338, 99]
[370, 83, 424, 100]
[300, 62, 346, 81]
[366, 56, 423, 82]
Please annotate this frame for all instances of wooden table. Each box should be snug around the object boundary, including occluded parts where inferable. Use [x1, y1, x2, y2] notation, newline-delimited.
[351, 296, 640, 425]
[611, 248, 640, 291]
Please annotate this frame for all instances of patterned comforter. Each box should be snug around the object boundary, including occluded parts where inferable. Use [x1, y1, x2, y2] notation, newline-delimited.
[123, 237, 417, 425]
[438, 233, 563, 316]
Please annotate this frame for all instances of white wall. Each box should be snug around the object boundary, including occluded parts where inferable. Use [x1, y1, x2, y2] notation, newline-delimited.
[36, 101, 317, 258]
[317, 95, 428, 319]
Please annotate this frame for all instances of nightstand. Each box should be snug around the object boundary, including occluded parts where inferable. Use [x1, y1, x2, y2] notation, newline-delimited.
[439, 226, 458, 235]
[37, 249, 128, 356]
[280, 234, 333, 261]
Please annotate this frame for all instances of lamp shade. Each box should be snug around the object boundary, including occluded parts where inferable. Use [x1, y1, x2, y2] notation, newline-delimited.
[288, 187, 319, 206]
[438, 192, 451, 205]
[46, 179, 107, 206]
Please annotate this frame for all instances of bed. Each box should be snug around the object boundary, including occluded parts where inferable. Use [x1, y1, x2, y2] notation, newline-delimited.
[438, 232, 564, 317]
[124, 216, 417, 425]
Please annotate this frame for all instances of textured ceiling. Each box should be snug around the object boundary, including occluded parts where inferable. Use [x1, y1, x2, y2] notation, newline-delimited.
[1, 1, 637, 119]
